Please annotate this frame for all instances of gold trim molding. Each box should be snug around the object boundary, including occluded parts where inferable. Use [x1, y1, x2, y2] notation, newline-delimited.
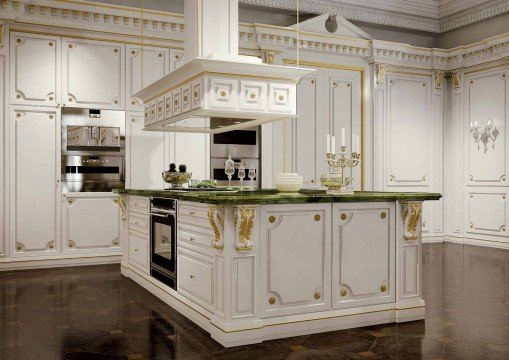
[0, 22, 4, 48]
[208, 207, 225, 250]
[113, 197, 126, 222]
[234, 207, 255, 252]
[402, 202, 422, 241]
[452, 72, 461, 88]
[261, 50, 277, 65]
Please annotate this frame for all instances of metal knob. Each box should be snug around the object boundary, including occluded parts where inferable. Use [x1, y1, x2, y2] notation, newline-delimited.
[190, 275, 195, 279]
[269, 297, 276, 305]
[314, 292, 321, 300]
[340, 289, 347, 297]
[381, 285, 387, 292]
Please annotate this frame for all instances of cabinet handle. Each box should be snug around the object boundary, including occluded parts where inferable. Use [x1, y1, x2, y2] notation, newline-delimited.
[269, 297, 276, 305]
[340, 289, 347, 297]
[134, 248, 138, 252]
[380, 285, 387, 292]
[340, 213, 347, 221]
[269, 215, 276, 223]
[314, 292, 321, 300]
[380, 212, 387, 219]
[190, 237, 195, 242]
[311, 179, 315, 184]
[189, 211, 195, 216]
[314, 214, 321, 221]
[190, 275, 195, 279]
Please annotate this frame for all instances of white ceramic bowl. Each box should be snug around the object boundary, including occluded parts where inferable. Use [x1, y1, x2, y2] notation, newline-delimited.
[274, 173, 303, 192]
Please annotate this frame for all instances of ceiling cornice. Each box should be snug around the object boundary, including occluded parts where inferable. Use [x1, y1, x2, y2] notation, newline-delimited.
[239, 0, 509, 33]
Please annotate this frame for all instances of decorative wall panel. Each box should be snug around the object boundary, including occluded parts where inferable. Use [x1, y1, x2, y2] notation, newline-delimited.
[466, 71, 507, 185]
[467, 192, 508, 236]
[387, 76, 430, 186]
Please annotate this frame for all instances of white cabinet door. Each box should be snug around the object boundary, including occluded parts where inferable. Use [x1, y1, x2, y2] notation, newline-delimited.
[62, 38, 124, 109]
[10, 33, 60, 106]
[62, 194, 121, 253]
[259, 204, 331, 318]
[332, 203, 395, 309]
[126, 112, 165, 188]
[0, 54, 5, 258]
[129, 230, 150, 274]
[295, 75, 324, 186]
[166, 49, 209, 180]
[326, 69, 363, 190]
[126, 45, 169, 111]
[10, 107, 59, 255]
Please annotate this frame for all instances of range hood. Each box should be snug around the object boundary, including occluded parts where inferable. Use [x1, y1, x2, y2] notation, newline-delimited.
[135, 0, 314, 134]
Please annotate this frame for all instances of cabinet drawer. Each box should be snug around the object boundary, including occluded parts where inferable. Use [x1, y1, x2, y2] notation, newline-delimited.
[129, 213, 150, 234]
[178, 204, 209, 219]
[178, 230, 213, 251]
[177, 247, 214, 311]
[129, 196, 149, 214]
[129, 231, 150, 273]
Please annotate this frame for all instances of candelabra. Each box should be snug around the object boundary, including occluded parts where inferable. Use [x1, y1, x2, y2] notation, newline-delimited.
[320, 146, 361, 194]
[470, 119, 499, 154]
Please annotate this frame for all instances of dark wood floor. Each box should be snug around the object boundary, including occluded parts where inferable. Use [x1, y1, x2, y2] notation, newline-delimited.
[0, 243, 508, 359]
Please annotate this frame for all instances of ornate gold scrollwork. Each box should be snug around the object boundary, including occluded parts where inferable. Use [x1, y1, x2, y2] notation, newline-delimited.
[234, 207, 255, 252]
[208, 207, 224, 250]
[113, 197, 126, 222]
[0, 22, 4, 48]
[261, 50, 276, 65]
[452, 72, 461, 89]
[434, 71, 445, 90]
[402, 202, 423, 241]
[375, 64, 386, 85]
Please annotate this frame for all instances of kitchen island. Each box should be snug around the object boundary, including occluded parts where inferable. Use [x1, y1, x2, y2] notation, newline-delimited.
[114, 189, 441, 347]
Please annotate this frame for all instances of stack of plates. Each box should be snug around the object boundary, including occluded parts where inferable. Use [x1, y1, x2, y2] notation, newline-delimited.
[274, 173, 303, 192]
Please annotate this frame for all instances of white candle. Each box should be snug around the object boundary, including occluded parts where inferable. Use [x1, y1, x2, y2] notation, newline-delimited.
[341, 128, 346, 147]
[326, 134, 331, 153]
[331, 136, 336, 153]
[351, 133, 356, 152]
[356, 135, 361, 154]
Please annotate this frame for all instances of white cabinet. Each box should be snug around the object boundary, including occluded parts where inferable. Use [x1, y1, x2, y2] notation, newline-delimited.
[62, 194, 121, 253]
[259, 204, 331, 317]
[292, 66, 363, 189]
[332, 203, 395, 309]
[178, 245, 215, 311]
[126, 45, 169, 111]
[129, 230, 150, 273]
[10, 107, 60, 255]
[166, 49, 209, 180]
[0, 54, 5, 258]
[10, 33, 60, 106]
[126, 113, 165, 189]
[62, 38, 125, 109]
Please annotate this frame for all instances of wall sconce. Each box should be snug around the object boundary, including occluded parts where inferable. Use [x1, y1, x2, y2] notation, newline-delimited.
[470, 118, 499, 153]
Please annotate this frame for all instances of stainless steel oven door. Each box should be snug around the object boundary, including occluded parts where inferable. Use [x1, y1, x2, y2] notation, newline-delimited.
[150, 208, 177, 288]
[210, 126, 259, 159]
[210, 158, 259, 187]
[61, 155, 125, 192]
[62, 108, 125, 156]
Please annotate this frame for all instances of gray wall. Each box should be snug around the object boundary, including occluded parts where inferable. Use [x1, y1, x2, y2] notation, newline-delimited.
[435, 13, 509, 49]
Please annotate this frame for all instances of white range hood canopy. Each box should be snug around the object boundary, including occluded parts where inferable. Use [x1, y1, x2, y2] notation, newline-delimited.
[135, 0, 314, 134]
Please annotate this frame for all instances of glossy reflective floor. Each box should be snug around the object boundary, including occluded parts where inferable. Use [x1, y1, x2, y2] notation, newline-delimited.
[1, 243, 508, 360]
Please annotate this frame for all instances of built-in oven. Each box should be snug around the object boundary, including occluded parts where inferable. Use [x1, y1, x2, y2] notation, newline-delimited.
[210, 157, 259, 187]
[61, 108, 125, 192]
[210, 126, 259, 159]
[150, 197, 177, 290]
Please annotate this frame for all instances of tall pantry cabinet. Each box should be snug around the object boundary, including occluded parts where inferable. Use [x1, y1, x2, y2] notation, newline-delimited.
[3, 28, 183, 264]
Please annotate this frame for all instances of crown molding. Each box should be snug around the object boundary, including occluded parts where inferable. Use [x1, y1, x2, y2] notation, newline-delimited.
[439, 0, 509, 32]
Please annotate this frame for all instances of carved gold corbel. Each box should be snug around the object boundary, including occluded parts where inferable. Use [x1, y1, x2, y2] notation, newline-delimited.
[375, 64, 386, 85]
[208, 206, 225, 250]
[434, 71, 445, 89]
[234, 207, 255, 251]
[113, 197, 126, 222]
[402, 202, 422, 241]
[261, 50, 276, 65]
[0, 22, 4, 49]
[451, 72, 461, 89]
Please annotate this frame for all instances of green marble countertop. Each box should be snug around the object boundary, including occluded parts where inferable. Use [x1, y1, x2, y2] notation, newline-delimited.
[113, 188, 441, 205]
